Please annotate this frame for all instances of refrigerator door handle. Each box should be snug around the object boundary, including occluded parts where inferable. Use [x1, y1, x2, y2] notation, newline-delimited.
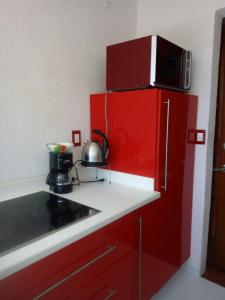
[162, 99, 170, 191]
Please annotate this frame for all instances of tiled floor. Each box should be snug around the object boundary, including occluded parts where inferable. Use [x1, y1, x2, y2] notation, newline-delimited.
[152, 269, 225, 300]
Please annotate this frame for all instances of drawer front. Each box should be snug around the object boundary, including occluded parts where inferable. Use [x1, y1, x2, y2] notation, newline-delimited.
[45, 254, 136, 300]
[0, 211, 137, 300]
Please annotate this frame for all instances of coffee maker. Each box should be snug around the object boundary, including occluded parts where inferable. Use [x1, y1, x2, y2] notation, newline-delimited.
[46, 152, 73, 194]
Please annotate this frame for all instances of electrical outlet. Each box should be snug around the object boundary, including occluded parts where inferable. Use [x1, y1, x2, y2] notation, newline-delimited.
[72, 130, 81, 146]
[188, 129, 206, 144]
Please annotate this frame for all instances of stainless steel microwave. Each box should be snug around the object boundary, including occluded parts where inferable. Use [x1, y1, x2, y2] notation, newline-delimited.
[106, 35, 191, 92]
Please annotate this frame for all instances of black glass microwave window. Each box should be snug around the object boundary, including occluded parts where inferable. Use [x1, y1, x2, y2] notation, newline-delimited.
[155, 36, 184, 88]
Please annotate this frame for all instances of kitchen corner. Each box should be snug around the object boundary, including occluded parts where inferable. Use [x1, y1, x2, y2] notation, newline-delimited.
[2, 1, 225, 299]
[0, 3, 197, 299]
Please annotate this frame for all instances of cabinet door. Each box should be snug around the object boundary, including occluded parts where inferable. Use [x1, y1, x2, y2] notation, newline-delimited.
[135, 201, 167, 300]
[139, 199, 178, 300]
[139, 91, 197, 299]
[153, 90, 197, 289]
[155, 90, 189, 269]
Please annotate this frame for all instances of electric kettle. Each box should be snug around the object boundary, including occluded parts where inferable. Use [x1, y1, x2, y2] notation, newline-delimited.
[81, 129, 109, 167]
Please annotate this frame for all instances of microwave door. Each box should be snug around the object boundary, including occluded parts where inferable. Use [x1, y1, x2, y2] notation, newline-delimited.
[151, 36, 187, 91]
[182, 50, 192, 90]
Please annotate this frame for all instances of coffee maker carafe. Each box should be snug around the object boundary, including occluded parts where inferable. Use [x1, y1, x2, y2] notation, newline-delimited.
[46, 152, 73, 194]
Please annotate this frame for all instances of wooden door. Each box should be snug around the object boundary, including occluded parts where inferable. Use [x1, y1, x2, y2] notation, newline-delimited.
[207, 20, 225, 270]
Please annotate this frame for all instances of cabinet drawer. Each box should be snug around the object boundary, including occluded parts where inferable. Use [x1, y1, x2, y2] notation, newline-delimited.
[53, 255, 136, 300]
[0, 212, 137, 300]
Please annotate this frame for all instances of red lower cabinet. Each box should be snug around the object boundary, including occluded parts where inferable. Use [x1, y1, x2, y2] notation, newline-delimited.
[0, 211, 138, 300]
[0, 198, 194, 300]
[138, 201, 178, 300]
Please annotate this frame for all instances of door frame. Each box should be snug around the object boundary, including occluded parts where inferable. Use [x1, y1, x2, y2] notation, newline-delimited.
[201, 10, 225, 274]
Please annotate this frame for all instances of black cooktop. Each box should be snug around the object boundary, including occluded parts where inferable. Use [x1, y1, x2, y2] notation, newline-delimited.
[0, 191, 100, 256]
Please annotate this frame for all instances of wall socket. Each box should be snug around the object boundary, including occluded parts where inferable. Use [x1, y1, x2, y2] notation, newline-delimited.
[188, 129, 206, 144]
[72, 130, 81, 146]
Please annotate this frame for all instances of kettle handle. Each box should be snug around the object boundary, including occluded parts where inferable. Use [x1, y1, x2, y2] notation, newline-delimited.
[92, 129, 109, 160]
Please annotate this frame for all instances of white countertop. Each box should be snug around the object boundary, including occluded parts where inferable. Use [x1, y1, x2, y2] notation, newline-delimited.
[0, 174, 160, 280]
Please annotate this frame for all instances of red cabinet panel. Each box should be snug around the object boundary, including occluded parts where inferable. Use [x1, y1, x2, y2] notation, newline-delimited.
[141, 90, 197, 299]
[136, 202, 174, 299]
[90, 89, 158, 177]
[156, 89, 197, 266]
[90, 93, 107, 136]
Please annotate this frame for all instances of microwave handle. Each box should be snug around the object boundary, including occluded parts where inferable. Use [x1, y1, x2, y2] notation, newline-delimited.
[183, 50, 192, 90]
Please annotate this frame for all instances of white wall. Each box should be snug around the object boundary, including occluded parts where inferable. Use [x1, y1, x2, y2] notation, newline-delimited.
[137, 0, 225, 274]
[0, 0, 137, 184]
